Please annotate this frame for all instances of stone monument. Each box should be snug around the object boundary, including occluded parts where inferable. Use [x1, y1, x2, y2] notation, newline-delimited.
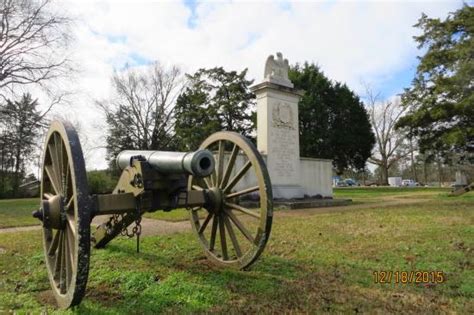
[251, 52, 305, 199]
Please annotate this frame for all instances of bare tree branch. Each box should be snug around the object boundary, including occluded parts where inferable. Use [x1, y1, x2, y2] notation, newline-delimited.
[0, 0, 72, 98]
[365, 84, 412, 185]
[97, 62, 185, 165]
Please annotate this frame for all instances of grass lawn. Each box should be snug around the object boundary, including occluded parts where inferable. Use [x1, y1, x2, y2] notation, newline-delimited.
[143, 208, 196, 222]
[333, 186, 452, 203]
[0, 198, 39, 228]
[0, 187, 458, 228]
[0, 188, 473, 313]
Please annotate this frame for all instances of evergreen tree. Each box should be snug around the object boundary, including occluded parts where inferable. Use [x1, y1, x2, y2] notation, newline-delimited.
[175, 67, 255, 150]
[0, 93, 42, 196]
[290, 63, 375, 173]
[397, 5, 474, 161]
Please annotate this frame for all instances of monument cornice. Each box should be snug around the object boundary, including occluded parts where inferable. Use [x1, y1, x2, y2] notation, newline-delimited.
[250, 81, 304, 97]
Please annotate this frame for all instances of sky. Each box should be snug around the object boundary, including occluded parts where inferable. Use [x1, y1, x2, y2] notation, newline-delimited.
[41, 0, 466, 170]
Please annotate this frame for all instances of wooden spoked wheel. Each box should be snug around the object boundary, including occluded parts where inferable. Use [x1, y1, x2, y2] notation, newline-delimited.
[188, 132, 273, 269]
[39, 121, 91, 308]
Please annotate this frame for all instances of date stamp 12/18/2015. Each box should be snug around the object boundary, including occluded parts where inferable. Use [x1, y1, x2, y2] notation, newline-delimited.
[373, 271, 445, 284]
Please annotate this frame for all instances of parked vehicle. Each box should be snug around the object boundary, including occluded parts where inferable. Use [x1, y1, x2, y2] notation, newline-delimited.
[401, 179, 417, 187]
[344, 178, 358, 186]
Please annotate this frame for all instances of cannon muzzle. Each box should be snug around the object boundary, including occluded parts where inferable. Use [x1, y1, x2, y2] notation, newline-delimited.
[116, 149, 215, 178]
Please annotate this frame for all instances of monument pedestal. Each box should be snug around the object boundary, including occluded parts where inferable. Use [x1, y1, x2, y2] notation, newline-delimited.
[251, 78, 305, 199]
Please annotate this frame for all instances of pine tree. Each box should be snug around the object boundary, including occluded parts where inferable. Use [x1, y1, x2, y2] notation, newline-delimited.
[290, 63, 375, 173]
[0, 93, 42, 196]
[175, 67, 255, 150]
[398, 5, 474, 161]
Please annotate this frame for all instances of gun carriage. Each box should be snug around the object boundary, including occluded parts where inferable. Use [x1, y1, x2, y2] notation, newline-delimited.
[32, 120, 273, 308]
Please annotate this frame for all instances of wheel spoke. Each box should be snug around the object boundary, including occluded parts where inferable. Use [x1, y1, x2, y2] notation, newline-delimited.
[223, 215, 242, 258]
[54, 134, 65, 193]
[223, 160, 251, 193]
[65, 228, 74, 288]
[66, 194, 74, 213]
[226, 209, 255, 244]
[45, 165, 61, 195]
[66, 214, 76, 238]
[44, 193, 54, 200]
[226, 185, 259, 199]
[220, 144, 239, 189]
[225, 202, 260, 219]
[48, 143, 62, 194]
[54, 230, 63, 281]
[66, 223, 76, 275]
[64, 164, 70, 200]
[211, 170, 217, 187]
[48, 230, 61, 256]
[218, 215, 228, 260]
[203, 177, 212, 189]
[60, 232, 66, 293]
[216, 141, 225, 188]
[192, 185, 203, 191]
[199, 213, 213, 234]
[209, 215, 218, 251]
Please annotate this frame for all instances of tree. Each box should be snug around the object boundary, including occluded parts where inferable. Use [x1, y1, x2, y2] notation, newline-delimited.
[289, 63, 375, 174]
[397, 5, 474, 161]
[365, 88, 412, 185]
[0, 0, 72, 98]
[0, 93, 44, 196]
[97, 62, 184, 166]
[174, 67, 255, 150]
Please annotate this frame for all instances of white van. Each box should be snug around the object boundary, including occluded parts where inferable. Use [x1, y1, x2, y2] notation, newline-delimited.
[401, 179, 417, 187]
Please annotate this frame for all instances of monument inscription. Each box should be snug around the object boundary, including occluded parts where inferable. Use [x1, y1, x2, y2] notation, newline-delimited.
[269, 101, 298, 180]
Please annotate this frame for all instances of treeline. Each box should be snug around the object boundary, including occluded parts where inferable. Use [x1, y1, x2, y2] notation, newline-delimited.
[1, 2, 472, 198]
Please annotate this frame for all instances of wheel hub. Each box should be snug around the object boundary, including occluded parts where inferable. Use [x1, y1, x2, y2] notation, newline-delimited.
[207, 187, 224, 214]
[41, 195, 66, 230]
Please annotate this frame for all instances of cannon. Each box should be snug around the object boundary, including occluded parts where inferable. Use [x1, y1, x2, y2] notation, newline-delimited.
[32, 120, 273, 308]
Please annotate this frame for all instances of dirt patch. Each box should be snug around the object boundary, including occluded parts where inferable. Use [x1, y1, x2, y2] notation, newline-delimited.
[0, 225, 41, 234]
[86, 283, 124, 306]
[37, 290, 57, 308]
[90, 216, 191, 237]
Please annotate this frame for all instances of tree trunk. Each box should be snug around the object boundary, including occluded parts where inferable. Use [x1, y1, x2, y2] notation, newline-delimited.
[409, 137, 418, 182]
[437, 160, 442, 187]
[382, 161, 389, 185]
[423, 160, 428, 185]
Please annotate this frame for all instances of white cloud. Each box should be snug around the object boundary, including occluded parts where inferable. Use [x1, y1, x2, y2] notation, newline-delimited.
[43, 0, 463, 170]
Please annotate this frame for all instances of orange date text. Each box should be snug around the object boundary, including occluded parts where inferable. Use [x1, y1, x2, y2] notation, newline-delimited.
[373, 271, 445, 284]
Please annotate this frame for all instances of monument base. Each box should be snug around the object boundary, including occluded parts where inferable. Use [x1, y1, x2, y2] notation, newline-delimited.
[272, 184, 305, 199]
[273, 198, 352, 210]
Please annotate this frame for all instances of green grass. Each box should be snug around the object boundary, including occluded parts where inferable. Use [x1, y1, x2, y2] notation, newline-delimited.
[143, 208, 200, 222]
[0, 189, 473, 313]
[0, 188, 464, 227]
[0, 198, 39, 228]
[334, 187, 451, 203]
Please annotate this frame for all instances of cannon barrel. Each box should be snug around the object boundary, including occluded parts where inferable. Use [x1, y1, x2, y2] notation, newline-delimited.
[116, 149, 215, 177]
